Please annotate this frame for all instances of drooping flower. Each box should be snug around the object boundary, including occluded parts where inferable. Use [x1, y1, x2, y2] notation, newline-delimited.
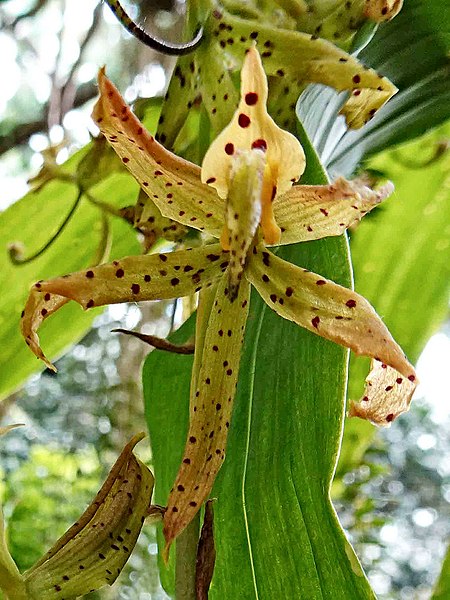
[21, 47, 416, 556]
[0, 431, 157, 599]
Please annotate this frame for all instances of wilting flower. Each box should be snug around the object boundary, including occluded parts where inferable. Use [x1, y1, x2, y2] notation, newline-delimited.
[21, 47, 415, 555]
[0, 431, 156, 599]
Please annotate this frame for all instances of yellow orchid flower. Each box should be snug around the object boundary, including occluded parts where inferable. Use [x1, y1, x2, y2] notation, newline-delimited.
[21, 47, 416, 555]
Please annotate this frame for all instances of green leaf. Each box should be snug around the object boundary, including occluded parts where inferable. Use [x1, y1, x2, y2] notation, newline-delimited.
[143, 139, 376, 597]
[0, 171, 140, 401]
[297, 0, 450, 177]
[337, 120, 450, 478]
[432, 543, 450, 600]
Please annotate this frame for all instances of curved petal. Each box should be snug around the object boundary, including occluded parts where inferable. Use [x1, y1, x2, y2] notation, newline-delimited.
[201, 46, 305, 200]
[247, 244, 416, 379]
[93, 69, 223, 236]
[163, 277, 250, 556]
[349, 359, 417, 426]
[275, 178, 393, 245]
[21, 245, 228, 370]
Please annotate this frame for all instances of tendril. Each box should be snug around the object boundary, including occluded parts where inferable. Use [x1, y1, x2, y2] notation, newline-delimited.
[8, 189, 83, 266]
[104, 0, 203, 56]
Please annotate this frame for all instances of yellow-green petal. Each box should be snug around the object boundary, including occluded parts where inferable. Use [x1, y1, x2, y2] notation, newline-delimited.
[93, 69, 223, 236]
[275, 177, 393, 245]
[247, 244, 416, 379]
[21, 245, 228, 370]
[24, 433, 153, 599]
[163, 276, 250, 556]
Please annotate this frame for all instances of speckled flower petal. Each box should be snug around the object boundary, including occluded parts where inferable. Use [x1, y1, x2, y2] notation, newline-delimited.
[275, 178, 393, 245]
[21, 245, 228, 370]
[156, 54, 199, 149]
[93, 69, 223, 237]
[201, 46, 305, 201]
[24, 433, 153, 599]
[163, 276, 250, 557]
[206, 8, 397, 129]
[349, 359, 417, 425]
[247, 244, 416, 379]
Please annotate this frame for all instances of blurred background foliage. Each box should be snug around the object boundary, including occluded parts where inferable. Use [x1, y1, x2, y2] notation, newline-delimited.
[0, 0, 449, 599]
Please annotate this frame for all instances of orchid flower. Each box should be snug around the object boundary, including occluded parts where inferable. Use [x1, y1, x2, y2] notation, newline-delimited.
[157, 1, 399, 147]
[0, 431, 156, 599]
[21, 47, 416, 555]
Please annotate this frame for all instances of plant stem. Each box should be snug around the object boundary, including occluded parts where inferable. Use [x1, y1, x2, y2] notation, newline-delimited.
[175, 512, 200, 600]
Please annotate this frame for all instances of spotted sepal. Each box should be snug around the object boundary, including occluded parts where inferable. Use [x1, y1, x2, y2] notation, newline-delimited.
[23, 433, 153, 599]
[292, 0, 371, 48]
[122, 189, 188, 250]
[201, 46, 305, 202]
[274, 177, 393, 246]
[247, 243, 416, 379]
[156, 54, 199, 149]
[206, 8, 397, 129]
[196, 44, 240, 135]
[224, 149, 265, 300]
[21, 244, 228, 370]
[93, 69, 223, 237]
[364, 0, 403, 22]
[163, 276, 251, 557]
[349, 359, 417, 425]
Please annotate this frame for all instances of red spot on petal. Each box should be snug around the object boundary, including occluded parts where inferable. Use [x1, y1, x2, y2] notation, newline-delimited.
[353, 74, 361, 84]
[225, 143, 234, 155]
[238, 113, 251, 128]
[312, 316, 320, 329]
[346, 299, 357, 308]
[396, 378, 403, 384]
[206, 177, 216, 184]
[408, 374, 416, 382]
[245, 92, 258, 105]
[251, 139, 267, 151]
[386, 413, 394, 422]
[122, 157, 129, 163]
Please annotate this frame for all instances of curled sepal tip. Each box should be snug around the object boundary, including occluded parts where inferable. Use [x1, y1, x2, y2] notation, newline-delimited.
[364, 0, 404, 22]
[23, 433, 153, 599]
[349, 360, 417, 426]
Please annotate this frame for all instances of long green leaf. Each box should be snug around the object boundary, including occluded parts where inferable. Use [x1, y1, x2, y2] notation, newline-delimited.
[143, 140, 376, 597]
[0, 171, 140, 401]
[0, 99, 164, 401]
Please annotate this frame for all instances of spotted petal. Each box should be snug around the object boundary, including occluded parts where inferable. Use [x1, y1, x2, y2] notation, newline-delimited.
[93, 69, 223, 237]
[247, 244, 416, 379]
[163, 277, 250, 556]
[201, 46, 305, 201]
[275, 178, 394, 245]
[21, 245, 228, 370]
[24, 433, 154, 598]
[349, 359, 416, 426]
